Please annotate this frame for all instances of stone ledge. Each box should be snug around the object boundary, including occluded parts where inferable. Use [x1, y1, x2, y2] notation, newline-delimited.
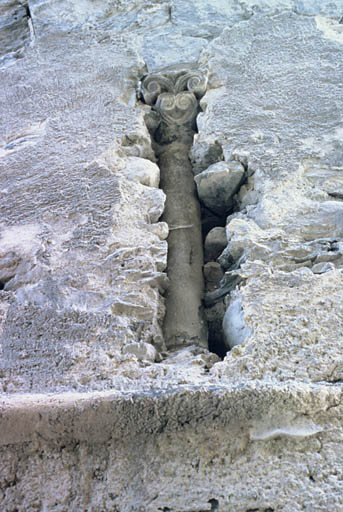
[1, 382, 342, 446]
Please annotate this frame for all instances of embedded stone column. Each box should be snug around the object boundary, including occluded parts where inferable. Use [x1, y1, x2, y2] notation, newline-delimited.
[141, 69, 208, 349]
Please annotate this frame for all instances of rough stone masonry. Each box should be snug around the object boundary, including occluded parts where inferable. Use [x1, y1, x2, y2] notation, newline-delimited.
[1, 1, 343, 511]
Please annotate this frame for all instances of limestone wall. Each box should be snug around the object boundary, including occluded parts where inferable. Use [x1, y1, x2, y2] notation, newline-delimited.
[1, 1, 343, 510]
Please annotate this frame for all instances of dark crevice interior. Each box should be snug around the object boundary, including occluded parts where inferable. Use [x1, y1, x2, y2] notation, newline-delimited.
[208, 327, 227, 359]
[201, 205, 226, 238]
[246, 509, 275, 512]
[208, 498, 219, 510]
[25, 4, 32, 19]
[200, 203, 229, 359]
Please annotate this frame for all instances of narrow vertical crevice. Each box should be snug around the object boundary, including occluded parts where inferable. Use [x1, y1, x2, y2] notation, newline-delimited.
[25, 3, 36, 44]
[140, 66, 208, 351]
[139, 67, 248, 358]
[200, 165, 248, 359]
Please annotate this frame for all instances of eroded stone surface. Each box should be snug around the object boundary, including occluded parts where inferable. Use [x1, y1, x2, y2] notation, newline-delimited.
[0, 0, 32, 68]
[2, 1, 343, 511]
[1, 384, 343, 511]
[195, 10, 343, 389]
[194, 160, 245, 215]
[0, 5, 167, 392]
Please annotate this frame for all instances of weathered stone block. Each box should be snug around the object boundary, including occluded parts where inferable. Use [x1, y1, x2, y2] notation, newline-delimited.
[194, 160, 245, 215]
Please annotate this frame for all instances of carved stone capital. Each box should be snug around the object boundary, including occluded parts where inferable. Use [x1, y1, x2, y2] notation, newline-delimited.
[155, 91, 198, 126]
[140, 69, 207, 142]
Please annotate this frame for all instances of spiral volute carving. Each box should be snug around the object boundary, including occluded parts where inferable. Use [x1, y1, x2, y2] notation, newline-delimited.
[140, 69, 207, 135]
[155, 91, 198, 126]
[141, 74, 174, 106]
[175, 71, 207, 99]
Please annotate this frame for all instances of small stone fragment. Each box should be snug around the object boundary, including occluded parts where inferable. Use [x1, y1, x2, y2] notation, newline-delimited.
[125, 156, 160, 187]
[203, 262, 224, 290]
[222, 298, 252, 349]
[204, 226, 227, 262]
[312, 262, 335, 274]
[146, 222, 169, 240]
[122, 342, 158, 362]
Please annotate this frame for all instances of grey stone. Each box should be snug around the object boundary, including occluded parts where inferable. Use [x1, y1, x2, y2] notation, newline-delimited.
[222, 298, 252, 349]
[141, 69, 208, 350]
[124, 156, 160, 188]
[194, 160, 245, 215]
[3, 383, 343, 512]
[0, 0, 32, 68]
[203, 261, 224, 291]
[312, 262, 335, 274]
[122, 341, 158, 362]
[204, 226, 227, 262]
[2, 1, 343, 510]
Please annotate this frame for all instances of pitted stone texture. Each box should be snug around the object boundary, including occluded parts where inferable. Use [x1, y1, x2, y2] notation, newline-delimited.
[0, 7, 167, 392]
[2, 1, 343, 511]
[26, 0, 343, 73]
[196, 12, 343, 242]
[122, 341, 159, 362]
[213, 267, 343, 384]
[0, 176, 168, 392]
[1, 385, 343, 511]
[140, 0, 343, 70]
[220, 216, 343, 272]
[194, 11, 343, 384]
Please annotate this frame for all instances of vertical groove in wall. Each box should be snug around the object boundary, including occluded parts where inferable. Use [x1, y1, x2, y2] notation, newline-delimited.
[140, 67, 208, 350]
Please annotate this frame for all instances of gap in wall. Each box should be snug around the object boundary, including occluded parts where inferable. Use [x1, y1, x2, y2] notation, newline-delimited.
[138, 68, 233, 359]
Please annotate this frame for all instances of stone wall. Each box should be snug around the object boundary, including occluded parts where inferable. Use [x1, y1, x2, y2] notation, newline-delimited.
[1, 1, 343, 510]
